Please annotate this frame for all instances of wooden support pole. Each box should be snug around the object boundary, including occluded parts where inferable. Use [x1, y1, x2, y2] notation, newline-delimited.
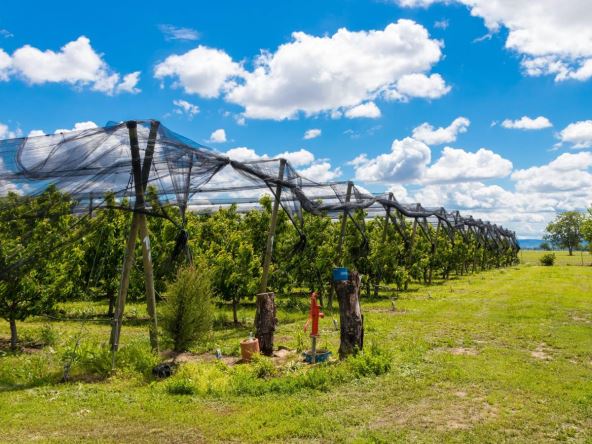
[110, 120, 160, 360]
[129, 120, 160, 352]
[334, 271, 363, 359]
[375, 193, 393, 297]
[428, 220, 441, 284]
[258, 158, 286, 294]
[336, 181, 354, 260]
[328, 181, 353, 312]
[110, 213, 139, 353]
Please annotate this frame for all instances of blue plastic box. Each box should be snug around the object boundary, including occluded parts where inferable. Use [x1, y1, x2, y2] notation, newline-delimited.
[332, 267, 349, 281]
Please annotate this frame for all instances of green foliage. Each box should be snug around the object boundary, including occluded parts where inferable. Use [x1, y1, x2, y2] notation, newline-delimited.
[540, 241, 552, 251]
[0, 186, 82, 347]
[165, 345, 392, 398]
[540, 253, 556, 266]
[161, 263, 214, 352]
[545, 211, 584, 255]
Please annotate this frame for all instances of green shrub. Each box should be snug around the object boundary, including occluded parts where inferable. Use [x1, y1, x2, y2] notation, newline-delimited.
[165, 345, 392, 397]
[161, 263, 214, 352]
[167, 377, 196, 395]
[540, 253, 556, 266]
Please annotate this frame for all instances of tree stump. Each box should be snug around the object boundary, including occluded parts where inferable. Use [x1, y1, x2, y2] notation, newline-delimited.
[334, 271, 364, 359]
[255, 292, 277, 356]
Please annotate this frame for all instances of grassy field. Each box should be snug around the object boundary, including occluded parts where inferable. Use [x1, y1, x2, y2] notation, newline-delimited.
[1, 250, 591, 443]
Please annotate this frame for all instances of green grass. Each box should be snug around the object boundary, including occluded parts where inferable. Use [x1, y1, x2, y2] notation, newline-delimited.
[1, 253, 591, 443]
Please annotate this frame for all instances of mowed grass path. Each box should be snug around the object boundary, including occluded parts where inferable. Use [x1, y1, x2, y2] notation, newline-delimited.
[1, 252, 591, 443]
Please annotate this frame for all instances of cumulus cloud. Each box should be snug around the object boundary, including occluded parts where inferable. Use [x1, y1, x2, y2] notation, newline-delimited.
[387, 73, 451, 101]
[224, 146, 340, 181]
[354, 137, 431, 183]
[156, 20, 448, 120]
[54, 121, 98, 134]
[0, 122, 22, 139]
[411, 116, 470, 145]
[158, 24, 199, 41]
[0, 36, 140, 94]
[397, 0, 592, 82]
[27, 121, 98, 137]
[344, 102, 382, 119]
[557, 120, 592, 148]
[154, 46, 244, 98]
[303, 129, 321, 140]
[501, 116, 552, 130]
[209, 128, 227, 143]
[173, 99, 199, 117]
[298, 161, 342, 182]
[512, 152, 592, 193]
[424, 147, 513, 183]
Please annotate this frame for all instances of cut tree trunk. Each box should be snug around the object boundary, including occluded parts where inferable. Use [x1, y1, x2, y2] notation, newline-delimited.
[334, 271, 364, 359]
[255, 292, 277, 356]
[9, 318, 17, 350]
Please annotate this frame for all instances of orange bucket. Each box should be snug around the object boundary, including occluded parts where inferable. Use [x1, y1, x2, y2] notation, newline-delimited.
[240, 338, 260, 361]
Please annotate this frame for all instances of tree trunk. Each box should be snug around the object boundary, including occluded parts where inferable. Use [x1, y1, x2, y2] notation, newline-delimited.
[255, 292, 277, 356]
[9, 318, 17, 350]
[568, 245, 573, 256]
[232, 296, 239, 325]
[107, 291, 116, 318]
[334, 271, 364, 359]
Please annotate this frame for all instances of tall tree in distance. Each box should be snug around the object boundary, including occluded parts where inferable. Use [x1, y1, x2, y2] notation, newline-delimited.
[544, 211, 584, 256]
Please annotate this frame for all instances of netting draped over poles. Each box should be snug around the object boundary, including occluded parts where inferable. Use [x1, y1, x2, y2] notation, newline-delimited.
[0, 119, 519, 251]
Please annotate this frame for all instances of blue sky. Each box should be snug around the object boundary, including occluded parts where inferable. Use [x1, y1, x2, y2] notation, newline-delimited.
[1, 0, 592, 237]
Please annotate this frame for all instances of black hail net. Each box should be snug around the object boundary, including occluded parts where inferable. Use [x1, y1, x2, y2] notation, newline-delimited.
[0, 119, 519, 264]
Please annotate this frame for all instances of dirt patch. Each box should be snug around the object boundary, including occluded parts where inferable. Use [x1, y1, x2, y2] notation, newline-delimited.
[160, 348, 300, 367]
[0, 337, 45, 354]
[370, 392, 497, 432]
[448, 347, 479, 356]
[531, 344, 552, 361]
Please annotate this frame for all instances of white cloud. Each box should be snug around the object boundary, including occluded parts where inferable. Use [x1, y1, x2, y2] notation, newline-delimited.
[424, 147, 513, 183]
[0, 49, 10, 80]
[387, 73, 450, 101]
[411, 116, 470, 145]
[173, 99, 199, 117]
[157, 20, 447, 120]
[158, 24, 199, 41]
[344, 102, 382, 119]
[154, 46, 244, 98]
[434, 20, 449, 30]
[388, 183, 410, 202]
[557, 120, 592, 148]
[0, 122, 22, 139]
[276, 148, 315, 167]
[512, 152, 592, 193]
[303, 129, 321, 140]
[115, 72, 141, 94]
[354, 137, 431, 183]
[54, 121, 98, 134]
[24, 121, 99, 138]
[209, 128, 227, 143]
[501, 116, 552, 130]
[224, 146, 340, 181]
[298, 161, 342, 182]
[2, 36, 140, 94]
[397, 0, 592, 82]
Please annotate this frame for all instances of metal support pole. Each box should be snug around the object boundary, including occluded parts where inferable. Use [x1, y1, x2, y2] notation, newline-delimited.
[259, 158, 286, 294]
[375, 193, 393, 296]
